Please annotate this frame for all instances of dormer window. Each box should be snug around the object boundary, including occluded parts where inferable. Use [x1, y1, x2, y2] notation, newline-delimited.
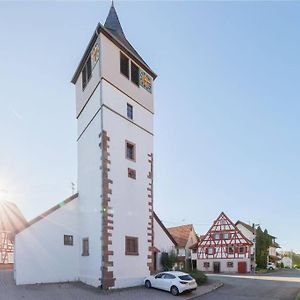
[120, 52, 129, 78]
[82, 55, 92, 90]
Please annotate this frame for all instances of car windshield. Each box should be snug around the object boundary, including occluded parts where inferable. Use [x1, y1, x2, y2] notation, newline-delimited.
[178, 275, 193, 281]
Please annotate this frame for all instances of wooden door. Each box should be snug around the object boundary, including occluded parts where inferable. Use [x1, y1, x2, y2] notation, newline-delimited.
[238, 261, 247, 273]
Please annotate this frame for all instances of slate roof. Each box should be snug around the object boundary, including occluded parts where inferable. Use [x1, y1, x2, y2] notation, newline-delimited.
[71, 4, 156, 84]
[168, 224, 193, 248]
[0, 201, 28, 237]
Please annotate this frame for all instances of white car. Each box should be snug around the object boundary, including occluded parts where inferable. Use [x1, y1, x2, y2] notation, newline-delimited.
[267, 262, 276, 270]
[144, 271, 197, 296]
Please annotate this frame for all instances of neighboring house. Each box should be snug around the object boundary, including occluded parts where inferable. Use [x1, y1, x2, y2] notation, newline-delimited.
[197, 212, 252, 273]
[280, 256, 293, 268]
[236, 220, 256, 271]
[268, 235, 281, 264]
[14, 4, 171, 290]
[153, 213, 177, 272]
[0, 201, 27, 267]
[168, 224, 198, 270]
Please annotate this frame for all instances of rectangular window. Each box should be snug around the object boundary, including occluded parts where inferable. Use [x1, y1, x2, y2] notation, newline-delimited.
[125, 236, 138, 255]
[239, 246, 245, 254]
[82, 238, 89, 256]
[228, 246, 234, 254]
[64, 235, 73, 246]
[82, 55, 92, 90]
[125, 141, 136, 161]
[227, 261, 234, 268]
[127, 103, 133, 120]
[203, 262, 210, 268]
[208, 247, 214, 255]
[223, 233, 230, 240]
[214, 233, 220, 240]
[131, 62, 139, 86]
[120, 52, 129, 78]
[128, 168, 136, 180]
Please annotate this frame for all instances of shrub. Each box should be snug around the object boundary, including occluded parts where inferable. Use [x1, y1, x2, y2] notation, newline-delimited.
[160, 251, 177, 271]
[182, 269, 207, 285]
[296, 291, 300, 300]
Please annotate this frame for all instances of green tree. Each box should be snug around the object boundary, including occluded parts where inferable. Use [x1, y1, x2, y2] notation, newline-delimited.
[160, 250, 177, 271]
[255, 227, 272, 269]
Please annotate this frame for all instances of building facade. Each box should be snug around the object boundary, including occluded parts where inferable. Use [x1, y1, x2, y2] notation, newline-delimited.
[197, 212, 252, 273]
[15, 4, 174, 289]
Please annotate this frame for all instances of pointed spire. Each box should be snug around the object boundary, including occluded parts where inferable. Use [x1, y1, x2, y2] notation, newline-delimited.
[104, 2, 125, 39]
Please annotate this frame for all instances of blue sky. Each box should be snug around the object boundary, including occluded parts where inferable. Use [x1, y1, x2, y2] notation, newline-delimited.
[0, 1, 299, 252]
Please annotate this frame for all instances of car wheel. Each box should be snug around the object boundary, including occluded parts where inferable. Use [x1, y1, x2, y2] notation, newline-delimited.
[170, 285, 179, 296]
[145, 280, 151, 288]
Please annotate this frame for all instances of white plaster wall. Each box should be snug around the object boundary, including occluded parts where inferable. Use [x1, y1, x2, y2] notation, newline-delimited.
[281, 257, 292, 268]
[269, 247, 277, 257]
[100, 33, 153, 113]
[75, 39, 101, 118]
[102, 105, 152, 288]
[77, 107, 102, 287]
[77, 85, 101, 138]
[15, 199, 79, 285]
[153, 218, 175, 271]
[198, 258, 250, 273]
[102, 80, 153, 134]
[236, 224, 255, 255]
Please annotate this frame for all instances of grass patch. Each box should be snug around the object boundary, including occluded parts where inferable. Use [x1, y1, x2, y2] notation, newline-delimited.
[296, 291, 300, 300]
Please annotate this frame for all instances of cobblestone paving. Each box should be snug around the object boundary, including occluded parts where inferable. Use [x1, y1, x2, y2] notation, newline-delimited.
[0, 270, 220, 300]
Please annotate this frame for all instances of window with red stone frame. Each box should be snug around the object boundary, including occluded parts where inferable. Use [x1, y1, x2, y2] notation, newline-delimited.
[125, 236, 138, 255]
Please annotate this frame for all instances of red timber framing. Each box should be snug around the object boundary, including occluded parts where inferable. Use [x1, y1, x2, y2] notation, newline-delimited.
[0, 231, 14, 264]
[198, 212, 252, 260]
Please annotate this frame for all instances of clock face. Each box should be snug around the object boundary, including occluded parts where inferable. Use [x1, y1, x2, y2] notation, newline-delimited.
[91, 42, 100, 69]
[139, 70, 152, 93]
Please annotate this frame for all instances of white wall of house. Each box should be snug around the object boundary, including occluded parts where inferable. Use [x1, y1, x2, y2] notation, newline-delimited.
[198, 258, 250, 273]
[15, 199, 79, 285]
[280, 257, 292, 268]
[269, 246, 277, 257]
[153, 218, 175, 271]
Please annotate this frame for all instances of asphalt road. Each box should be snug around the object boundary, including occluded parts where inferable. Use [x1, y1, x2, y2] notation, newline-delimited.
[198, 269, 300, 300]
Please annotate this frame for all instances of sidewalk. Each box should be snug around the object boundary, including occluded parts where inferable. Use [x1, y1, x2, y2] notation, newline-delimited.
[0, 270, 223, 300]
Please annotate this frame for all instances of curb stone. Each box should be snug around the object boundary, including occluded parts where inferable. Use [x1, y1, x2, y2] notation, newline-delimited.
[189, 281, 224, 300]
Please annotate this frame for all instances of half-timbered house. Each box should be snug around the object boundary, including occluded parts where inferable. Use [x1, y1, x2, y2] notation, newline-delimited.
[197, 212, 252, 273]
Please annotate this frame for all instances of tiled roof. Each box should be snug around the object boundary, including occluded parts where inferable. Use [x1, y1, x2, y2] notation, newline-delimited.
[168, 224, 193, 248]
[0, 201, 28, 237]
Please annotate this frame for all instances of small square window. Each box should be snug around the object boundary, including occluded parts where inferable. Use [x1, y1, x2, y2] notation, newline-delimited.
[224, 233, 230, 240]
[208, 247, 214, 255]
[127, 103, 133, 120]
[64, 235, 73, 246]
[131, 62, 139, 86]
[82, 238, 89, 256]
[203, 262, 210, 268]
[227, 261, 234, 268]
[128, 168, 136, 180]
[120, 52, 129, 78]
[228, 246, 234, 254]
[126, 141, 136, 161]
[214, 233, 220, 240]
[125, 236, 138, 255]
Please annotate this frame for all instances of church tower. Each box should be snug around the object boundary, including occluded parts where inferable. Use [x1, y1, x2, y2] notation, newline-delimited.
[71, 4, 156, 289]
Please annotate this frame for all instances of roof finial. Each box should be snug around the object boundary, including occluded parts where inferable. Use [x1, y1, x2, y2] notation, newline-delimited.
[111, 0, 114, 8]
